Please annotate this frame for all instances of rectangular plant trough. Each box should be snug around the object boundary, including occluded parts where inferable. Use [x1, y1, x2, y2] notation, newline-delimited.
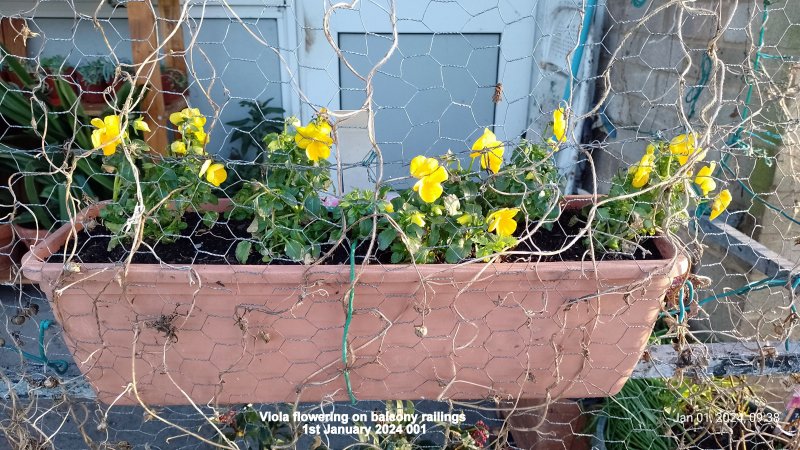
[22, 201, 688, 406]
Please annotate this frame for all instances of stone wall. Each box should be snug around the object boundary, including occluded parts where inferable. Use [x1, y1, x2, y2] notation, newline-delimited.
[593, 1, 800, 262]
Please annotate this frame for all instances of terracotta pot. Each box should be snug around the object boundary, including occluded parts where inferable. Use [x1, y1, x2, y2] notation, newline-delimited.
[78, 80, 109, 104]
[161, 70, 188, 106]
[13, 225, 49, 248]
[22, 197, 689, 406]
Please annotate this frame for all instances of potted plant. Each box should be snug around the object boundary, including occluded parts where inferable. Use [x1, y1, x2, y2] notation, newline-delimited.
[586, 377, 785, 449]
[161, 65, 189, 105]
[0, 51, 149, 279]
[38, 55, 79, 107]
[76, 58, 115, 104]
[23, 106, 694, 406]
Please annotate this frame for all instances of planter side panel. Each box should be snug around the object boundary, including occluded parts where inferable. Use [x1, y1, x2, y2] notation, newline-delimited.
[36, 259, 679, 405]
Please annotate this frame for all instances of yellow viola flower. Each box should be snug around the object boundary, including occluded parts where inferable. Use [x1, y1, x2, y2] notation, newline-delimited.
[631, 145, 656, 188]
[190, 114, 206, 129]
[410, 155, 439, 179]
[409, 156, 448, 203]
[295, 121, 333, 162]
[169, 107, 204, 126]
[383, 202, 394, 213]
[133, 117, 151, 133]
[90, 115, 124, 156]
[487, 208, 520, 237]
[457, 214, 472, 226]
[410, 212, 426, 228]
[694, 162, 717, 196]
[206, 163, 227, 187]
[669, 133, 706, 165]
[169, 111, 184, 126]
[413, 166, 448, 203]
[194, 129, 208, 145]
[553, 107, 567, 143]
[470, 128, 504, 174]
[199, 159, 228, 187]
[170, 141, 187, 155]
[709, 189, 732, 220]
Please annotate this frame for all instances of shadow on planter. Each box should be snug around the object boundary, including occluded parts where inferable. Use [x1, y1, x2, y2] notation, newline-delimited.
[21, 196, 689, 406]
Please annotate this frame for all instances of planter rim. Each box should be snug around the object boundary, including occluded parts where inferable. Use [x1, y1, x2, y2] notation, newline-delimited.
[21, 196, 690, 283]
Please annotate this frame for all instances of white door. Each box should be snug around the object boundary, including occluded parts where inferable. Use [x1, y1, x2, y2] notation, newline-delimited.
[295, 0, 543, 187]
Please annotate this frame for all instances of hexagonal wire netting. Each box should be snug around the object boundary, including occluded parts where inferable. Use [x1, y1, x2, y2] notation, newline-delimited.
[1, 0, 800, 449]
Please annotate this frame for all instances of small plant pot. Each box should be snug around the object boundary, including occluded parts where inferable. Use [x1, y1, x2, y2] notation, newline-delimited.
[161, 69, 189, 105]
[22, 197, 689, 406]
[78, 80, 109, 104]
[13, 225, 50, 248]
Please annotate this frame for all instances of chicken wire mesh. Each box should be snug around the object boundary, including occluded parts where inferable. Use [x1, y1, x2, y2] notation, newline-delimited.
[0, 0, 799, 449]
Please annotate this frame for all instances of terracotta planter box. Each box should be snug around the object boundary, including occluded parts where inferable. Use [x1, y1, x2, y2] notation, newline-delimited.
[22, 198, 688, 406]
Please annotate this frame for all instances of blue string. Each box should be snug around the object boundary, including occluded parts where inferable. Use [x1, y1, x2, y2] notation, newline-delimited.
[562, 0, 598, 103]
[685, 53, 712, 120]
[1, 319, 69, 375]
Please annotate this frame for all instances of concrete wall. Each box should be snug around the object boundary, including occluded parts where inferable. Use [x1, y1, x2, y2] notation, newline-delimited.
[590, 0, 757, 195]
[594, 0, 800, 251]
[595, 0, 800, 343]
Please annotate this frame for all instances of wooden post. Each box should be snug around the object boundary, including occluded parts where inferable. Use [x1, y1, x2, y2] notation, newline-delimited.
[0, 18, 28, 86]
[127, 1, 168, 154]
[0, 18, 28, 58]
[157, 0, 187, 73]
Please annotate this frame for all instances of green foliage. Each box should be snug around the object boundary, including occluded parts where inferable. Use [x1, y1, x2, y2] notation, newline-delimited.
[98, 110, 225, 250]
[587, 379, 679, 450]
[575, 140, 694, 254]
[228, 116, 336, 263]
[38, 55, 69, 72]
[77, 58, 115, 85]
[382, 142, 560, 264]
[587, 377, 778, 450]
[226, 119, 562, 264]
[227, 98, 285, 163]
[161, 66, 188, 89]
[99, 147, 219, 250]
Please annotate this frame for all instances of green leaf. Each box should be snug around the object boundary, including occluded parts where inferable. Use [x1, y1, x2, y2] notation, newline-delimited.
[445, 239, 469, 263]
[358, 219, 372, 238]
[0, 46, 34, 86]
[235, 240, 252, 264]
[284, 240, 304, 261]
[202, 211, 218, 228]
[390, 251, 404, 264]
[304, 195, 322, 216]
[378, 227, 397, 251]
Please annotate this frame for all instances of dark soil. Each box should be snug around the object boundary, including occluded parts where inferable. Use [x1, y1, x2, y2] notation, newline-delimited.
[47, 211, 662, 265]
[514, 212, 663, 263]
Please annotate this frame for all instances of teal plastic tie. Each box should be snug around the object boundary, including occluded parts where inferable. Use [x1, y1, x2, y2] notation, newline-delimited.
[1, 319, 69, 375]
[342, 241, 358, 404]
